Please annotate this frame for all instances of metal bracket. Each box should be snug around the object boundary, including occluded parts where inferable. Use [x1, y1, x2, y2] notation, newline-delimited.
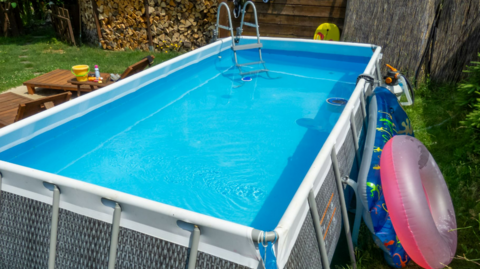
[251, 229, 278, 243]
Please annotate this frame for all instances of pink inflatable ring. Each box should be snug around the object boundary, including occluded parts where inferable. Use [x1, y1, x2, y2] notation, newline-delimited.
[380, 136, 457, 269]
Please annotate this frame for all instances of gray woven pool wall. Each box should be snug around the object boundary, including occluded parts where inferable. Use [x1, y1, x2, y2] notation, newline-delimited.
[0, 191, 250, 269]
[284, 104, 363, 269]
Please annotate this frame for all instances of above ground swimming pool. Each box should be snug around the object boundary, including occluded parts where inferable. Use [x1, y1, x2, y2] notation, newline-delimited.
[0, 37, 382, 269]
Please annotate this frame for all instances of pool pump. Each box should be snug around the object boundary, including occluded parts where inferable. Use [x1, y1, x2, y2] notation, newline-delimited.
[382, 64, 414, 106]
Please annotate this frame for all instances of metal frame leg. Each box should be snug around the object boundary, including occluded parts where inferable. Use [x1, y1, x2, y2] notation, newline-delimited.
[341, 177, 362, 246]
[108, 203, 121, 269]
[331, 148, 357, 269]
[308, 190, 330, 269]
[350, 111, 361, 171]
[0, 172, 2, 204]
[43, 182, 60, 269]
[352, 193, 363, 246]
[48, 185, 60, 269]
[187, 225, 201, 269]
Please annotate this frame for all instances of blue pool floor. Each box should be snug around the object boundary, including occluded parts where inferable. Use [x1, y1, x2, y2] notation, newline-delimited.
[0, 48, 369, 230]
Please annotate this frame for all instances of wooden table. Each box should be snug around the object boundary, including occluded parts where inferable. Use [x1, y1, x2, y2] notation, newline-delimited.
[67, 73, 112, 97]
[24, 69, 111, 95]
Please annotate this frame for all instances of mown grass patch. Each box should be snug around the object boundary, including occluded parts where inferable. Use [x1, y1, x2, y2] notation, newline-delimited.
[0, 28, 180, 93]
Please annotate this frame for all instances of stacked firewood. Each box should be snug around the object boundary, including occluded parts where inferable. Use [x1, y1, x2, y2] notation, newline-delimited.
[95, 0, 219, 51]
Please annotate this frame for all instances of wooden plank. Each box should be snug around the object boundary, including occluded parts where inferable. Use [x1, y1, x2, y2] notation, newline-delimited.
[0, 109, 18, 118]
[90, 0, 103, 44]
[144, 0, 153, 51]
[0, 92, 31, 104]
[24, 83, 83, 90]
[254, 4, 345, 18]
[250, 0, 347, 7]
[15, 92, 71, 122]
[0, 92, 31, 103]
[238, 13, 344, 28]
[0, 93, 33, 125]
[0, 99, 30, 110]
[34, 70, 70, 83]
[66, 15, 77, 45]
[242, 23, 334, 38]
[25, 70, 69, 83]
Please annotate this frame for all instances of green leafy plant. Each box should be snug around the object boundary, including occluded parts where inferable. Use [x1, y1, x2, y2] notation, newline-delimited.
[458, 54, 480, 128]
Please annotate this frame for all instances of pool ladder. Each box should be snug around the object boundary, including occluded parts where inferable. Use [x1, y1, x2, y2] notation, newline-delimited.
[215, 2, 269, 77]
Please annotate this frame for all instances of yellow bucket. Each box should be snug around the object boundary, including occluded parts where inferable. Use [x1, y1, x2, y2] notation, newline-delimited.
[71, 65, 90, 82]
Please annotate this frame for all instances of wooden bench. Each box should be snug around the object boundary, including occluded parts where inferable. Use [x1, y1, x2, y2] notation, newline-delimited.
[0, 92, 71, 127]
[23, 55, 155, 95]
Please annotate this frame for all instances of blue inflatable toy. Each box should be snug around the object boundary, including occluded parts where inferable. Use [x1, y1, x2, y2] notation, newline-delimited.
[356, 87, 414, 268]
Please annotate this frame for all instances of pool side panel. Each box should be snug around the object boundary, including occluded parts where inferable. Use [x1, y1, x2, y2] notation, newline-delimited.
[284, 210, 323, 268]
[275, 47, 380, 268]
[281, 139, 357, 269]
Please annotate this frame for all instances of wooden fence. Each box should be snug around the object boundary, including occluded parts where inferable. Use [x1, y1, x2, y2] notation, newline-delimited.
[219, 0, 347, 39]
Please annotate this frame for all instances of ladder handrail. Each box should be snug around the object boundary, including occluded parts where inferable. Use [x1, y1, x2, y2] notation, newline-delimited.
[216, 1, 269, 78]
[215, 2, 235, 47]
[239, 1, 261, 44]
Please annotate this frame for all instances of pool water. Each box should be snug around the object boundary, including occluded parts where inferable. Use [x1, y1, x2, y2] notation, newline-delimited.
[0, 48, 369, 230]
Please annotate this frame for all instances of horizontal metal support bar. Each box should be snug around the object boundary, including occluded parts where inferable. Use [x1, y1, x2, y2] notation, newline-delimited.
[232, 43, 263, 51]
[217, 25, 231, 30]
[240, 69, 268, 76]
[236, 61, 264, 67]
[243, 22, 258, 28]
[251, 229, 278, 243]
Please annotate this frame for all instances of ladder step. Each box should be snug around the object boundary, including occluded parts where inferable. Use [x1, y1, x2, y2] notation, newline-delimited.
[236, 61, 264, 67]
[243, 22, 258, 28]
[240, 69, 269, 76]
[233, 43, 263, 51]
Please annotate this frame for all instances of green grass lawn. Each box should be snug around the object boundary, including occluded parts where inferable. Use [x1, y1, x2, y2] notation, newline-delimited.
[0, 28, 180, 93]
[1, 28, 479, 269]
[343, 83, 480, 268]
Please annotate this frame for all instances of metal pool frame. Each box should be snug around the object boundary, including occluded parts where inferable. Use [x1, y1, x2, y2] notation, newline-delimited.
[0, 37, 382, 269]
